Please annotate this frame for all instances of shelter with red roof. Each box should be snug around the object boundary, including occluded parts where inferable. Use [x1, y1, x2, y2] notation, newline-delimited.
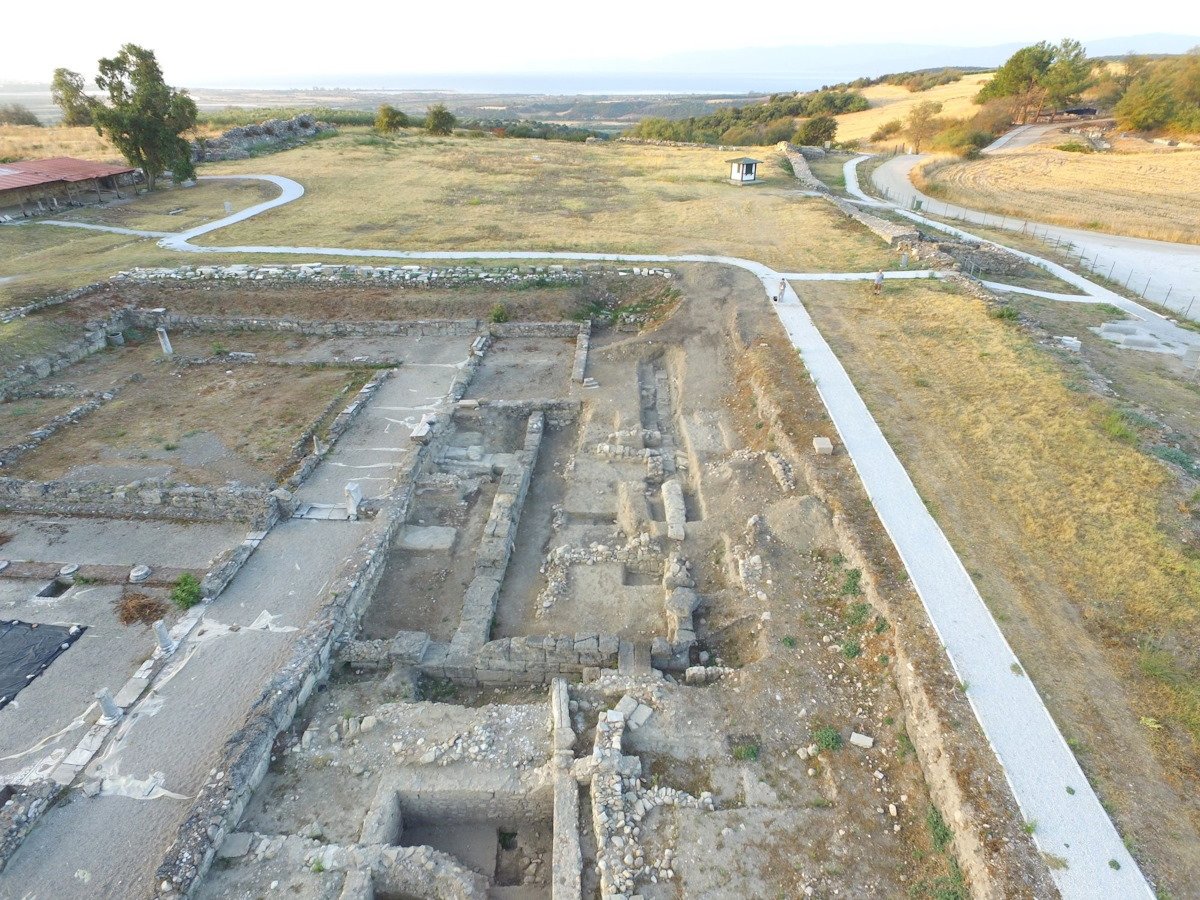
[0, 157, 138, 219]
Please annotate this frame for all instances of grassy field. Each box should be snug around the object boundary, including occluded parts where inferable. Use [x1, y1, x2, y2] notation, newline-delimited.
[915, 147, 1200, 244]
[800, 277, 1200, 891]
[835, 73, 993, 144]
[200, 131, 902, 273]
[2, 131, 904, 308]
[0, 125, 118, 163]
[48, 178, 277, 232]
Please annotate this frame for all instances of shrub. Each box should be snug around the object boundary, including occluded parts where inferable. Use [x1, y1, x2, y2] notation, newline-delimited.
[0, 103, 42, 126]
[170, 573, 202, 609]
[375, 103, 408, 133]
[990, 305, 1020, 321]
[488, 303, 510, 324]
[869, 118, 904, 142]
[845, 601, 871, 627]
[840, 568, 863, 596]
[117, 591, 168, 626]
[732, 740, 761, 761]
[425, 103, 457, 135]
[841, 639, 862, 659]
[792, 115, 838, 146]
[926, 805, 954, 852]
[813, 726, 843, 751]
[1055, 141, 1094, 153]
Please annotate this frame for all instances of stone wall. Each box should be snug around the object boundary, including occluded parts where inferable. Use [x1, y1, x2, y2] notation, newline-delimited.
[777, 142, 829, 192]
[191, 115, 332, 162]
[450, 412, 544, 657]
[0, 476, 277, 526]
[0, 328, 109, 402]
[0, 390, 118, 468]
[118, 262, 622, 287]
[0, 781, 65, 873]
[153, 420, 441, 897]
[823, 196, 920, 247]
[0, 282, 105, 325]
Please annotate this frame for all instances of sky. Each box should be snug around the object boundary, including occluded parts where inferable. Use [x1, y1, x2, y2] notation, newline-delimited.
[4, 0, 1200, 87]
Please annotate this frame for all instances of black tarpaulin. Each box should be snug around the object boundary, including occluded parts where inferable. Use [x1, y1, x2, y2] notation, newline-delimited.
[0, 620, 85, 710]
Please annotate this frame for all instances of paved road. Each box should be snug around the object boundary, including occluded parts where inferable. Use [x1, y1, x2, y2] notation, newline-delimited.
[870, 153, 1200, 319]
[982, 123, 1065, 154]
[3, 172, 1154, 897]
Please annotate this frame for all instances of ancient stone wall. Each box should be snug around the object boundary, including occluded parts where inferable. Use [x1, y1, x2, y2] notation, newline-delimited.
[777, 142, 829, 192]
[0, 328, 109, 402]
[0, 781, 65, 873]
[0, 391, 118, 468]
[0, 476, 277, 526]
[191, 115, 332, 162]
[823, 196, 920, 247]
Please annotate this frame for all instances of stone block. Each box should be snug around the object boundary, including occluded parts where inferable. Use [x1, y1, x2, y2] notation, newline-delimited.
[813, 436, 834, 455]
[850, 731, 875, 749]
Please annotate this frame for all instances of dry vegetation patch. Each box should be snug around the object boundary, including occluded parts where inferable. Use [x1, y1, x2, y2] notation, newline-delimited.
[915, 147, 1200, 244]
[0, 124, 120, 163]
[10, 336, 368, 486]
[800, 277, 1200, 891]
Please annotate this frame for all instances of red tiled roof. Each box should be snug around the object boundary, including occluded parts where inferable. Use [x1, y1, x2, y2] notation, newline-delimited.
[0, 157, 135, 193]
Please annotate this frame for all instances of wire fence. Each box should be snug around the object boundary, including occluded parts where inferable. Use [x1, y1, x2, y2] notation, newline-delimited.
[872, 186, 1199, 320]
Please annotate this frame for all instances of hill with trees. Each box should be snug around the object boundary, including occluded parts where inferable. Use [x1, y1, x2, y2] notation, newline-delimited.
[626, 88, 868, 145]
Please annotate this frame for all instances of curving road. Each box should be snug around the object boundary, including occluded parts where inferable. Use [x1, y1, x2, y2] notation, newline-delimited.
[870, 153, 1200, 319]
[6, 173, 1152, 898]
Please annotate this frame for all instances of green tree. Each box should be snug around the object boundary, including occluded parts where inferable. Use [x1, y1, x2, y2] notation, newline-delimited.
[1115, 79, 1176, 131]
[1042, 39, 1093, 116]
[905, 100, 943, 152]
[0, 103, 41, 126]
[374, 103, 408, 133]
[792, 115, 838, 146]
[51, 67, 93, 126]
[976, 41, 1055, 123]
[425, 103, 456, 135]
[89, 44, 198, 189]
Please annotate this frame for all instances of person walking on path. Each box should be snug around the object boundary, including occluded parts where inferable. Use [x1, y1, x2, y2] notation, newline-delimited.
[873, 270, 884, 295]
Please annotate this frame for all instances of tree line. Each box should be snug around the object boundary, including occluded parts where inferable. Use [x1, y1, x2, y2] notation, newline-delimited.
[626, 88, 868, 145]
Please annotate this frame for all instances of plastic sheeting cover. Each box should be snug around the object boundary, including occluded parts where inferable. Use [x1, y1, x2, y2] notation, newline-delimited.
[0, 620, 85, 710]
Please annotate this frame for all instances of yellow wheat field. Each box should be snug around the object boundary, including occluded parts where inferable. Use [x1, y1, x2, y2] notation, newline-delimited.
[916, 147, 1200, 244]
[834, 73, 994, 143]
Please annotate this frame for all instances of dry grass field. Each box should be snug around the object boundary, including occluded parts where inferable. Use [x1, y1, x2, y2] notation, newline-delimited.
[50, 178, 277, 232]
[3, 132, 903, 308]
[915, 147, 1200, 244]
[800, 277, 1200, 891]
[10, 333, 368, 486]
[201, 132, 901, 273]
[835, 73, 993, 144]
[0, 125, 119, 163]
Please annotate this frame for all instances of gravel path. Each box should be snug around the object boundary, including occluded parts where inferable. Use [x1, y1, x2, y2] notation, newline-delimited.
[4, 171, 1154, 897]
[870, 153, 1200, 319]
[844, 156, 1200, 350]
